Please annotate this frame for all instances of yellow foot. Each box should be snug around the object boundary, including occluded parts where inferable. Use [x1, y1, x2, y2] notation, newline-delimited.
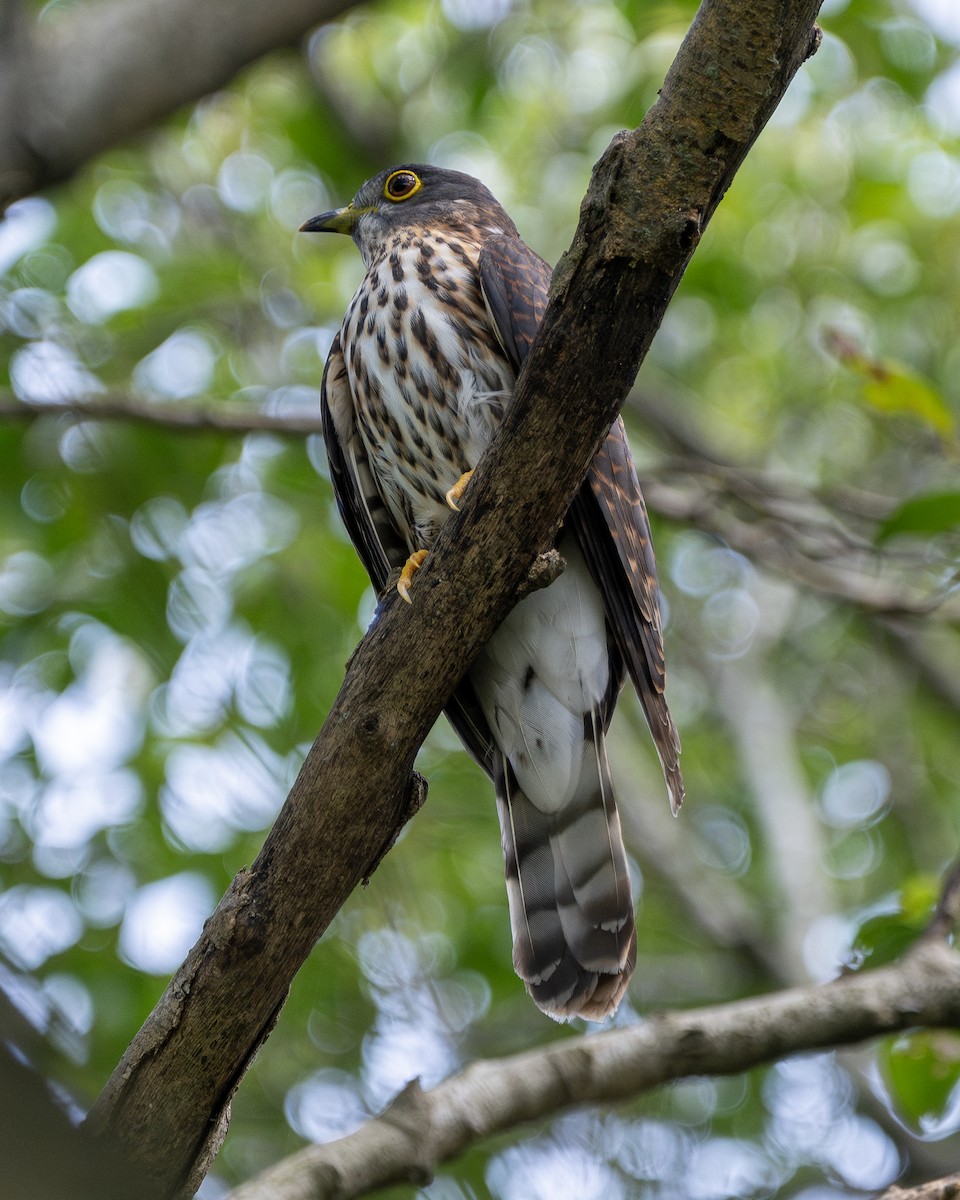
[445, 470, 474, 512]
[397, 549, 429, 604]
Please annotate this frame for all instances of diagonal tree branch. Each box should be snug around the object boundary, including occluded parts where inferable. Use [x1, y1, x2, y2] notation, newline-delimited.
[225, 937, 960, 1200]
[82, 2, 825, 1196]
[0, 0, 362, 206]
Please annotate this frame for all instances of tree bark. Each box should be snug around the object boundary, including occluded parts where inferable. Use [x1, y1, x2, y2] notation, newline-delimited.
[84, 0, 825, 1195]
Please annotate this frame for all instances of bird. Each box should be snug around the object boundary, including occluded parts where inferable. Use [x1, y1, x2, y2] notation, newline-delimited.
[301, 164, 683, 1021]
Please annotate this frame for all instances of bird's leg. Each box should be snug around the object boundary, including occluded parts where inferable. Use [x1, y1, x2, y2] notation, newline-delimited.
[397, 549, 428, 604]
[445, 470, 474, 512]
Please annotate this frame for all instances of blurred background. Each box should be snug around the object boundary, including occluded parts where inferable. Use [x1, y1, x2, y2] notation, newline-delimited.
[2, 0, 960, 1196]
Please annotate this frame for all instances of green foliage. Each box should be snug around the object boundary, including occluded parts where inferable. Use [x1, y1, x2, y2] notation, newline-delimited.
[849, 875, 939, 969]
[2, 0, 960, 1196]
[877, 491, 960, 542]
[882, 1031, 960, 1136]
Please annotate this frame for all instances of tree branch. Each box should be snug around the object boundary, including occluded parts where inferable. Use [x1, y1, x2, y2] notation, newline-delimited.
[0, 393, 327, 436]
[6, 392, 955, 622]
[712, 657, 832, 984]
[226, 939, 960, 1200]
[880, 1174, 960, 1200]
[82, 3, 824, 1195]
[0, 0, 362, 206]
[642, 474, 960, 620]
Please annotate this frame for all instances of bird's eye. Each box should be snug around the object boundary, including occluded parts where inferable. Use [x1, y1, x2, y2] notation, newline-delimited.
[383, 170, 422, 202]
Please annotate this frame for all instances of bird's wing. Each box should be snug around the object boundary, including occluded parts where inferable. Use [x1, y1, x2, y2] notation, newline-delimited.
[569, 423, 684, 812]
[320, 331, 406, 593]
[478, 233, 550, 364]
[323, 331, 498, 774]
[478, 233, 683, 812]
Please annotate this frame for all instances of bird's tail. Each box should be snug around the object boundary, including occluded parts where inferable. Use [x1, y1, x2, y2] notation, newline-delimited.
[494, 723, 636, 1022]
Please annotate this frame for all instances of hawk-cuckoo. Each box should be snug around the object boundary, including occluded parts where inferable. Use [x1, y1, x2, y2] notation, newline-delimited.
[302, 164, 682, 1021]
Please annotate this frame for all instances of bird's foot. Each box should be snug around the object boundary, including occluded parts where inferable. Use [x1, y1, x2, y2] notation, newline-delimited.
[445, 470, 474, 512]
[397, 549, 429, 604]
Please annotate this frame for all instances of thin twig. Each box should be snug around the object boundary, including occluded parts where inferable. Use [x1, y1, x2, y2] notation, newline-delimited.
[0, 394, 324, 436]
[644, 477, 960, 620]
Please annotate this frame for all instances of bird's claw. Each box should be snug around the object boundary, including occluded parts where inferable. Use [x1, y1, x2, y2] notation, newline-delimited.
[397, 549, 429, 604]
[445, 470, 474, 512]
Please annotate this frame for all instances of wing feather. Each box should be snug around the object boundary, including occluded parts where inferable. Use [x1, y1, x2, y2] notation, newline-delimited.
[321, 332, 404, 592]
[478, 234, 683, 811]
[568, 427, 684, 811]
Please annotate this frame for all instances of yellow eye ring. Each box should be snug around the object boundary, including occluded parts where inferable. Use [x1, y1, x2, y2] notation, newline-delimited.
[383, 170, 422, 202]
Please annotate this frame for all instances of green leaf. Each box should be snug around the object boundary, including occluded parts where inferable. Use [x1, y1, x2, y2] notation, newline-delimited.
[850, 911, 922, 969]
[876, 492, 960, 543]
[849, 877, 939, 969]
[899, 874, 943, 924]
[881, 1032, 960, 1135]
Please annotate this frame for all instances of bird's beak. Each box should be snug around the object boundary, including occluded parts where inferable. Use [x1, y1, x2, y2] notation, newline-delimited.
[299, 203, 366, 235]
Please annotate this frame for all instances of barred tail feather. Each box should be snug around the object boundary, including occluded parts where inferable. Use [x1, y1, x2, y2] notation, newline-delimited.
[470, 538, 636, 1020]
[495, 732, 636, 1022]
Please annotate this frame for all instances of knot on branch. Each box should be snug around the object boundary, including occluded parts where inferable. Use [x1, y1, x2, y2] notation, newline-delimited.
[515, 549, 565, 601]
[363, 770, 428, 885]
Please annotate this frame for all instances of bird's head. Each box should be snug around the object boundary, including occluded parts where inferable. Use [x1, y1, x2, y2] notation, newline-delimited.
[300, 164, 516, 263]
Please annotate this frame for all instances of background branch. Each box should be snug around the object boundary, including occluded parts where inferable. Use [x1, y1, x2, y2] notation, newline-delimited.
[712, 657, 831, 983]
[0, 393, 327, 436]
[880, 1174, 960, 1200]
[4, 391, 953, 621]
[642, 476, 960, 620]
[227, 938, 960, 1200]
[0, 0, 364, 206]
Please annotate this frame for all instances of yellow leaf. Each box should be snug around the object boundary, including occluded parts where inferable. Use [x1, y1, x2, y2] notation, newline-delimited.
[862, 368, 955, 438]
[823, 327, 956, 439]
